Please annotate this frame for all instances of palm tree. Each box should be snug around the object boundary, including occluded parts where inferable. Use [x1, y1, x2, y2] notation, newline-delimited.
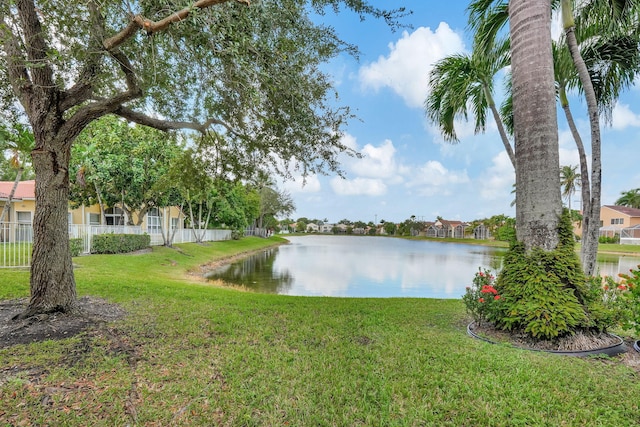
[615, 188, 640, 209]
[425, 38, 515, 168]
[0, 123, 35, 224]
[468, 0, 640, 275]
[509, 0, 563, 251]
[560, 165, 581, 212]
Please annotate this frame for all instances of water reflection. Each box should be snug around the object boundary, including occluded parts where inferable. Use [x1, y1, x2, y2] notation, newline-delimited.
[205, 235, 640, 298]
[209, 248, 294, 294]
[597, 253, 640, 279]
[206, 235, 505, 298]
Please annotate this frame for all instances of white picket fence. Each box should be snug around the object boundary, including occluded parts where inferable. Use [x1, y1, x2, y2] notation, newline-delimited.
[0, 222, 232, 268]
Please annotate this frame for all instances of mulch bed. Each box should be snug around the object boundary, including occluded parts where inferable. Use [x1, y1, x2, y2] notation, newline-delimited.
[469, 321, 640, 371]
[0, 297, 127, 349]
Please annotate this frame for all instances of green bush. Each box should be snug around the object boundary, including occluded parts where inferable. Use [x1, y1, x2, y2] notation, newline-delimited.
[462, 268, 501, 326]
[617, 265, 640, 335]
[495, 225, 516, 242]
[91, 233, 151, 254]
[69, 238, 83, 257]
[490, 210, 615, 340]
[599, 235, 620, 244]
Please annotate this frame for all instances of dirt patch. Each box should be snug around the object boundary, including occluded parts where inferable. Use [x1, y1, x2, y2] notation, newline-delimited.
[0, 296, 127, 349]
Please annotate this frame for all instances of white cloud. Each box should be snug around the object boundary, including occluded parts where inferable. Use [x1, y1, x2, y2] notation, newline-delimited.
[281, 175, 321, 194]
[551, 9, 563, 42]
[558, 128, 582, 167]
[405, 160, 469, 196]
[351, 139, 398, 179]
[479, 151, 515, 200]
[611, 103, 640, 130]
[340, 132, 359, 150]
[330, 177, 387, 196]
[358, 22, 466, 108]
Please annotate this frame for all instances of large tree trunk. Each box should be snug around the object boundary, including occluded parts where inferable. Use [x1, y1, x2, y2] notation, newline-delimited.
[509, 0, 562, 252]
[21, 139, 77, 318]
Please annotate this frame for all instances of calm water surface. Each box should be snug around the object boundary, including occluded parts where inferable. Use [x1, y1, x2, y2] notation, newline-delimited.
[206, 235, 640, 298]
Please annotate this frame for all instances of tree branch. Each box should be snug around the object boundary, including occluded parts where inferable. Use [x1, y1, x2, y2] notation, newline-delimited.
[60, 1, 106, 111]
[103, 0, 250, 51]
[0, 18, 33, 113]
[16, 0, 56, 92]
[113, 106, 241, 136]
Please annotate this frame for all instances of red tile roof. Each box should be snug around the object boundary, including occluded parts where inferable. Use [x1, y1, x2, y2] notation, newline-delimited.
[0, 180, 36, 200]
[603, 205, 640, 218]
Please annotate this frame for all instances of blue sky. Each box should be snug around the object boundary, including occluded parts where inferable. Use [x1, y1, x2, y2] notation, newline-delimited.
[281, 1, 640, 225]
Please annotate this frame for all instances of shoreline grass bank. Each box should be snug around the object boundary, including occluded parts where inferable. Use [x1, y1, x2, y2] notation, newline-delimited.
[1, 236, 639, 425]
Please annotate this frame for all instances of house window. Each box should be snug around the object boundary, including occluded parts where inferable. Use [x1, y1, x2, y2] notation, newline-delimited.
[16, 211, 32, 242]
[147, 208, 162, 233]
[105, 207, 125, 225]
[68, 212, 73, 225]
[89, 213, 101, 225]
[16, 211, 32, 224]
[170, 217, 180, 230]
[611, 218, 624, 225]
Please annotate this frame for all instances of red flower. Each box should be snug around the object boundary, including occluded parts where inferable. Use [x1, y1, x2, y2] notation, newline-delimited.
[603, 285, 609, 291]
[494, 295, 501, 300]
[478, 298, 485, 303]
[618, 284, 627, 291]
[481, 285, 498, 295]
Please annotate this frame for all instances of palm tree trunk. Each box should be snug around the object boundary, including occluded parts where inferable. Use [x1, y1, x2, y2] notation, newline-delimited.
[484, 86, 516, 168]
[560, 94, 593, 272]
[0, 167, 23, 223]
[510, 0, 562, 252]
[563, 2, 602, 276]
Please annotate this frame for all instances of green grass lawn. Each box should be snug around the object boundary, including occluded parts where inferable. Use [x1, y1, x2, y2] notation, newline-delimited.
[1, 236, 639, 426]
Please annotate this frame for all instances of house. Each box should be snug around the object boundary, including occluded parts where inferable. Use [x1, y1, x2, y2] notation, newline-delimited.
[600, 205, 640, 238]
[319, 223, 334, 233]
[0, 180, 36, 225]
[0, 180, 184, 234]
[438, 219, 468, 238]
[423, 219, 468, 238]
[473, 223, 491, 240]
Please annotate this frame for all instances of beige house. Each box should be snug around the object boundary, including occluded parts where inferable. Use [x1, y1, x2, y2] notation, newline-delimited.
[0, 180, 184, 233]
[0, 180, 36, 225]
[424, 219, 469, 238]
[599, 205, 640, 238]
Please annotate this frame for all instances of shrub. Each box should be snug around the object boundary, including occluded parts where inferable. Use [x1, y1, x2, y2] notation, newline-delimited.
[69, 238, 83, 257]
[598, 235, 620, 244]
[495, 225, 516, 242]
[462, 268, 502, 326]
[486, 210, 617, 340]
[493, 243, 588, 339]
[91, 233, 151, 254]
[617, 265, 640, 335]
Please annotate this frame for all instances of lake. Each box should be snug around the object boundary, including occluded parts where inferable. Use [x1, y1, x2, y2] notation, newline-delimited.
[205, 235, 640, 298]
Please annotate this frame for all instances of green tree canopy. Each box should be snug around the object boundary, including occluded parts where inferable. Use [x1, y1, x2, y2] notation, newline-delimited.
[0, 0, 406, 316]
[71, 116, 184, 225]
[615, 188, 640, 209]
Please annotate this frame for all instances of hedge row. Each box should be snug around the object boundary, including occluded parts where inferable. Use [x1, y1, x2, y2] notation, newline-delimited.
[91, 233, 151, 254]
